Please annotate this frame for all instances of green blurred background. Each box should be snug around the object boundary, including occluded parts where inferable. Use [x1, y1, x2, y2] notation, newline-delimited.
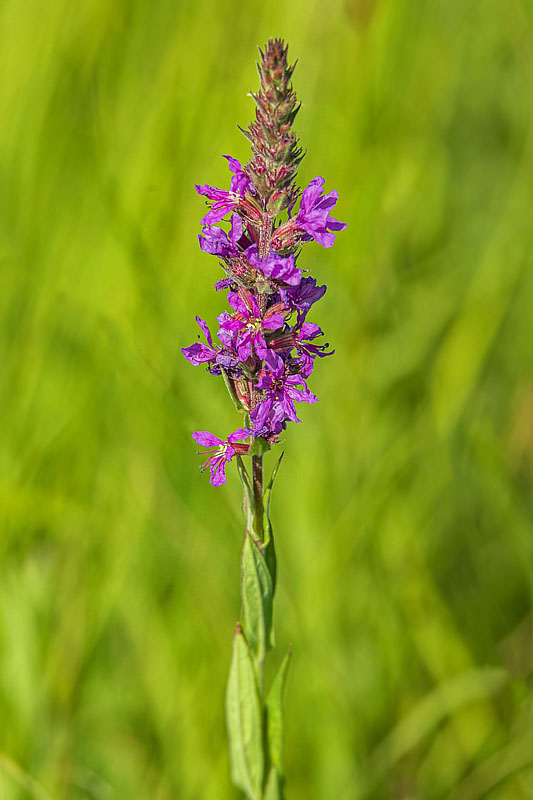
[1, 0, 532, 797]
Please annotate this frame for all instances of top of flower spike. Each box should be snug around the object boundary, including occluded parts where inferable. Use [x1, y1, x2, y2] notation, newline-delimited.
[241, 39, 303, 216]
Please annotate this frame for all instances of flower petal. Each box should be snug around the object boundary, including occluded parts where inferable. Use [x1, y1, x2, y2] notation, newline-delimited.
[299, 322, 322, 340]
[181, 343, 216, 365]
[227, 291, 249, 317]
[209, 454, 228, 486]
[227, 428, 251, 443]
[263, 349, 284, 377]
[193, 431, 223, 447]
[261, 313, 285, 331]
[195, 316, 213, 346]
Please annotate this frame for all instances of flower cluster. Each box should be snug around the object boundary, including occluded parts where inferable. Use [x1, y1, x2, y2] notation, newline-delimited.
[183, 40, 346, 485]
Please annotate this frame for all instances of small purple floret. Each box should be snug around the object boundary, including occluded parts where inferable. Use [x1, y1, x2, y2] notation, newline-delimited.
[250, 351, 318, 434]
[182, 316, 240, 375]
[192, 428, 251, 486]
[295, 176, 347, 248]
[246, 245, 302, 287]
[196, 158, 252, 224]
[181, 316, 218, 366]
[280, 276, 327, 314]
[224, 155, 253, 195]
[217, 292, 285, 362]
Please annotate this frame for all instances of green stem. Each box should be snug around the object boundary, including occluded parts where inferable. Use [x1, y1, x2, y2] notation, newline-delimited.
[252, 455, 264, 543]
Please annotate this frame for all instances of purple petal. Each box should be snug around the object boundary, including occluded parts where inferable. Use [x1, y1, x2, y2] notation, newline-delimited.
[193, 431, 223, 447]
[326, 217, 347, 232]
[299, 352, 315, 378]
[215, 278, 233, 291]
[223, 155, 251, 195]
[181, 343, 216, 365]
[295, 177, 346, 248]
[284, 374, 305, 386]
[247, 245, 301, 287]
[199, 225, 237, 258]
[300, 177, 325, 213]
[195, 316, 213, 346]
[217, 311, 243, 333]
[227, 292, 249, 317]
[224, 155, 243, 174]
[250, 396, 273, 428]
[277, 392, 300, 422]
[237, 330, 253, 361]
[263, 349, 284, 378]
[253, 331, 269, 359]
[299, 322, 322, 339]
[261, 313, 284, 331]
[227, 428, 251, 444]
[316, 190, 338, 211]
[202, 206, 234, 225]
[217, 326, 236, 347]
[255, 372, 274, 390]
[282, 277, 327, 313]
[230, 213, 243, 245]
[286, 385, 318, 404]
[307, 228, 335, 248]
[209, 454, 228, 486]
[195, 183, 213, 198]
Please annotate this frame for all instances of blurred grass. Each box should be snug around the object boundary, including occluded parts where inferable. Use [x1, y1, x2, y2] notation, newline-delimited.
[1, 0, 532, 798]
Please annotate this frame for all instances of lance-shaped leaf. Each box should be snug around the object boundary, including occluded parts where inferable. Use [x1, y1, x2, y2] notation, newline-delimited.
[249, 435, 271, 457]
[236, 455, 255, 534]
[226, 625, 264, 800]
[263, 452, 284, 593]
[266, 647, 292, 775]
[222, 368, 246, 412]
[264, 766, 284, 800]
[241, 532, 273, 663]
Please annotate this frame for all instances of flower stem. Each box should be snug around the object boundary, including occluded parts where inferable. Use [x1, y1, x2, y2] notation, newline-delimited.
[259, 216, 272, 258]
[252, 455, 264, 542]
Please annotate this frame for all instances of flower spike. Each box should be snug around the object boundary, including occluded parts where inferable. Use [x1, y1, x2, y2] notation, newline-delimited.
[182, 39, 347, 800]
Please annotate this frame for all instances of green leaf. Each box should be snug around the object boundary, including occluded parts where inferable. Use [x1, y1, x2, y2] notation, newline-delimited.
[262, 533, 277, 601]
[266, 647, 292, 775]
[241, 532, 273, 663]
[262, 452, 284, 592]
[236, 456, 254, 533]
[264, 766, 284, 800]
[249, 436, 271, 457]
[226, 625, 264, 800]
[221, 369, 245, 411]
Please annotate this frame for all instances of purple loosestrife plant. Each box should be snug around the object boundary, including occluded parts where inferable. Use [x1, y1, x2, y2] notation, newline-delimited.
[182, 40, 346, 800]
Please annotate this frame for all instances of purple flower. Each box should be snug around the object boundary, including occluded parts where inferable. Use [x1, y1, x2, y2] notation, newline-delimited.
[250, 351, 318, 433]
[199, 214, 243, 258]
[246, 245, 302, 287]
[195, 157, 256, 225]
[195, 184, 241, 225]
[270, 321, 334, 378]
[215, 278, 234, 291]
[192, 428, 251, 486]
[280, 276, 326, 314]
[224, 155, 252, 195]
[217, 291, 286, 362]
[182, 316, 240, 374]
[181, 316, 219, 366]
[293, 321, 334, 377]
[295, 176, 347, 248]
